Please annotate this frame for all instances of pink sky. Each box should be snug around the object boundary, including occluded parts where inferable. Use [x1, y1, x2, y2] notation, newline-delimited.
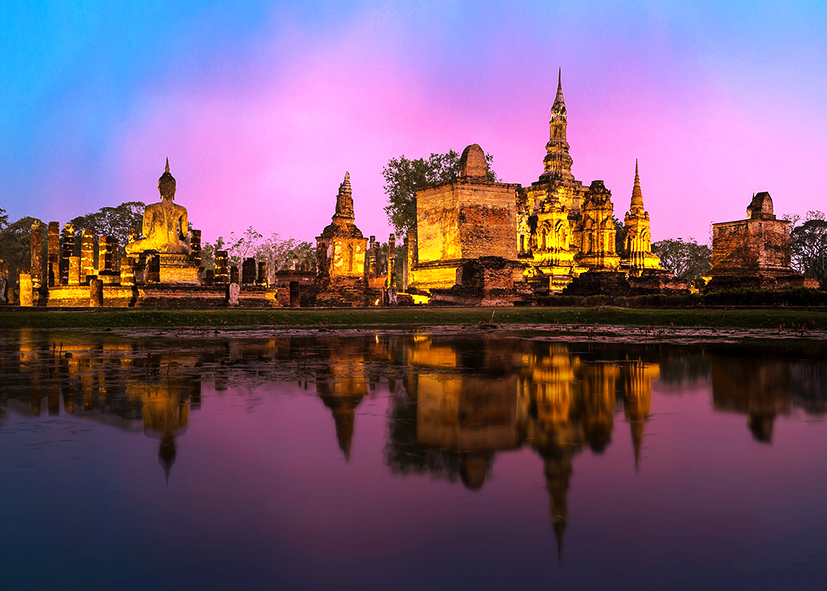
[4, 2, 826, 246]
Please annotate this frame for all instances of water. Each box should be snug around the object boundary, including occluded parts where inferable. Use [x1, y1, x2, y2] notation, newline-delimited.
[1, 328, 826, 590]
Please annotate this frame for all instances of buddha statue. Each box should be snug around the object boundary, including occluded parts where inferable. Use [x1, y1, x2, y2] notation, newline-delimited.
[126, 159, 191, 255]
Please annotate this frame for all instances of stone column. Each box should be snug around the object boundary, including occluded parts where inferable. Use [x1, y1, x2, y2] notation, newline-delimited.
[368, 236, 377, 278]
[242, 258, 257, 285]
[146, 253, 160, 283]
[257, 261, 268, 286]
[109, 237, 120, 274]
[47, 222, 60, 287]
[388, 233, 397, 288]
[80, 230, 95, 284]
[190, 230, 202, 268]
[31, 220, 43, 290]
[403, 230, 415, 291]
[19, 272, 33, 307]
[230, 265, 239, 285]
[61, 223, 75, 285]
[98, 236, 108, 273]
[373, 240, 381, 276]
[215, 251, 229, 284]
[68, 256, 81, 286]
[120, 257, 135, 286]
[89, 277, 103, 307]
[0, 259, 8, 304]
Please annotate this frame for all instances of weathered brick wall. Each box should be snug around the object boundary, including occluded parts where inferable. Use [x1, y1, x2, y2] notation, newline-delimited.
[711, 218, 791, 275]
[417, 184, 461, 264]
[416, 182, 517, 265]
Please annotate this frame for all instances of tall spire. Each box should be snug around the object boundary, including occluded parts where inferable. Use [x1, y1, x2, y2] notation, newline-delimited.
[332, 171, 355, 223]
[554, 67, 564, 108]
[630, 159, 644, 212]
[543, 67, 573, 180]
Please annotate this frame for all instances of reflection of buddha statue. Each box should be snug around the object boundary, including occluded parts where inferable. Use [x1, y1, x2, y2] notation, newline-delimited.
[125, 159, 191, 255]
[128, 379, 190, 483]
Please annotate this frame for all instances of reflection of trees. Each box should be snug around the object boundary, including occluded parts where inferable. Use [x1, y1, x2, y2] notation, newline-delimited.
[655, 348, 710, 389]
[790, 362, 827, 416]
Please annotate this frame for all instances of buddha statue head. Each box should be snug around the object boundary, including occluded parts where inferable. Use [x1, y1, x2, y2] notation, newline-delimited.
[158, 158, 176, 200]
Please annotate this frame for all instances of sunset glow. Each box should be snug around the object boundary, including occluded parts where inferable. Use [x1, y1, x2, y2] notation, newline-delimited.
[2, 1, 826, 244]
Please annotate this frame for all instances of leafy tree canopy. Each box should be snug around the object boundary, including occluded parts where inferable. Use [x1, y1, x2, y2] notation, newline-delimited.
[788, 210, 827, 288]
[0, 207, 8, 231]
[383, 150, 497, 236]
[652, 238, 711, 284]
[202, 227, 315, 282]
[70, 201, 146, 248]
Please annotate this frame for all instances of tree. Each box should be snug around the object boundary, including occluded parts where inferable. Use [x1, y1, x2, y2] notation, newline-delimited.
[256, 233, 315, 282]
[613, 216, 625, 255]
[383, 149, 497, 236]
[0, 216, 43, 286]
[224, 226, 264, 268]
[651, 238, 711, 283]
[70, 201, 145, 249]
[0, 207, 9, 231]
[789, 210, 827, 288]
[201, 230, 315, 281]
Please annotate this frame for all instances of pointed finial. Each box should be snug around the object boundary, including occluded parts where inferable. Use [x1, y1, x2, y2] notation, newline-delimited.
[555, 67, 564, 103]
[630, 159, 644, 211]
[550, 67, 566, 121]
[333, 170, 355, 221]
[554, 522, 566, 565]
[165, 157, 170, 173]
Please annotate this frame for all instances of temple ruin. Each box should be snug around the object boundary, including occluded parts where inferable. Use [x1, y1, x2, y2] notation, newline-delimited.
[4, 70, 822, 309]
[308, 172, 382, 307]
[408, 144, 528, 304]
[14, 160, 279, 308]
[708, 192, 817, 290]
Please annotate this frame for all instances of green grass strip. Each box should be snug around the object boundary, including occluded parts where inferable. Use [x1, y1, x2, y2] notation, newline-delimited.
[1, 306, 825, 330]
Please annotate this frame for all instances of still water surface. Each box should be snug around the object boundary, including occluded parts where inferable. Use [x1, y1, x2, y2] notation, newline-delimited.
[1, 328, 826, 590]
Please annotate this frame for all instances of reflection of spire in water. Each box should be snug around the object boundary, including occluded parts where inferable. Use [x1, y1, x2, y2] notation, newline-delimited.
[331, 405, 355, 461]
[623, 361, 657, 471]
[315, 341, 369, 462]
[544, 452, 573, 564]
[158, 435, 176, 485]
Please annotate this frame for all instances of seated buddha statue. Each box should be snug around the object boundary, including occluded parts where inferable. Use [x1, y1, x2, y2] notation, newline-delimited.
[126, 159, 191, 256]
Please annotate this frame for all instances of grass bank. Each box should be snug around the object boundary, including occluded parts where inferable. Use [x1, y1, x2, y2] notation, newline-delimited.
[1, 306, 825, 330]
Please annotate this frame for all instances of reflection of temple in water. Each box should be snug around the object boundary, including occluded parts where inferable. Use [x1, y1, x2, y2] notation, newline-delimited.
[4, 329, 827, 562]
[385, 336, 660, 560]
[314, 337, 371, 461]
[1, 331, 201, 482]
[711, 351, 791, 443]
[129, 380, 197, 482]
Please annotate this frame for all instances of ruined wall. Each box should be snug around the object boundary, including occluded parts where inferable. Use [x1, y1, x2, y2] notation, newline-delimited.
[416, 183, 518, 265]
[316, 236, 367, 279]
[711, 218, 791, 276]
